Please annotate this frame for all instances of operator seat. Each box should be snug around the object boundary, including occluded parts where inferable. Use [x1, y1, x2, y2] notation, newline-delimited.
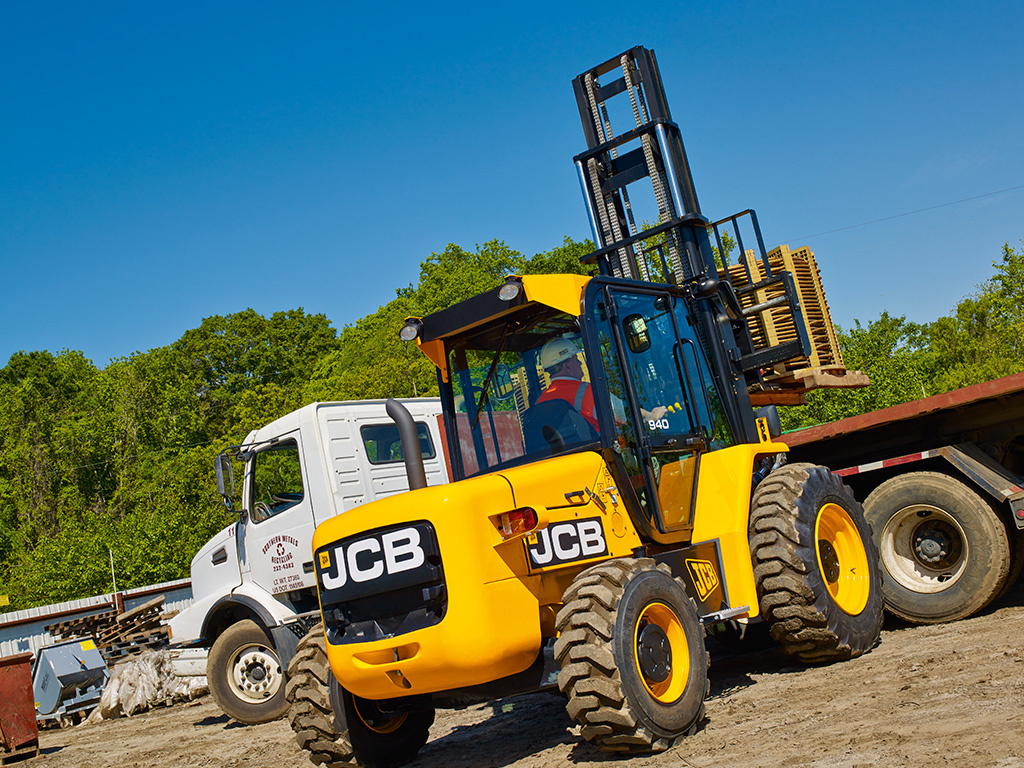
[522, 399, 599, 454]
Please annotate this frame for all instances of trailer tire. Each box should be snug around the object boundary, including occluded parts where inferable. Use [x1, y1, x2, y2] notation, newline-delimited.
[208, 619, 288, 724]
[864, 472, 1012, 623]
[750, 463, 883, 662]
[554, 558, 708, 753]
[287, 625, 433, 768]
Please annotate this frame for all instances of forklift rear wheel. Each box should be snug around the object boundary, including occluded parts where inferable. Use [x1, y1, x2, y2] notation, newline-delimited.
[750, 463, 883, 662]
[554, 558, 707, 752]
[864, 472, 1013, 623]
[208, 619, 288, 724]
[287, 625, 433, 768]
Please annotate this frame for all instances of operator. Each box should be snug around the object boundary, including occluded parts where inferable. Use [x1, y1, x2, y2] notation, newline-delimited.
[537, 337, 600, 431]
[537, 337, 669, 432]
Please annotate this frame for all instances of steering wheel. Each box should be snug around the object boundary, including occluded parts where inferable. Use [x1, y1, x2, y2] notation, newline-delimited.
[252, 501, 272, 522]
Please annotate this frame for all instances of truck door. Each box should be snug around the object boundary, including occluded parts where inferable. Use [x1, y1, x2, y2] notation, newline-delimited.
[239, 432, 318, 596]
[590, 286, 734, 537]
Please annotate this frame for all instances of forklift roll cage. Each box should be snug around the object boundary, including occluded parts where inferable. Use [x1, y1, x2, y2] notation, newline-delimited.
[413, 272, 764, 546]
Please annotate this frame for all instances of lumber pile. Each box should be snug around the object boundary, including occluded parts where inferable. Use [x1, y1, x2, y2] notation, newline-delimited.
[45, 597, 172, 663]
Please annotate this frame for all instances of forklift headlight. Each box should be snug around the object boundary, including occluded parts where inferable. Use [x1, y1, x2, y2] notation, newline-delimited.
[497, 278, 522, 302]
[399, 318, 423, 342]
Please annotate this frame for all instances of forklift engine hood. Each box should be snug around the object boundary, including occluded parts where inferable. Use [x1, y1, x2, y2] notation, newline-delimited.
[310, 451, 640, 700]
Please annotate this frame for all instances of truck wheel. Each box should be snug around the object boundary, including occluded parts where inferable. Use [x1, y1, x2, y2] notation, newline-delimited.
[554, 558, 708, 753]
[864, 472, 1013, 623]
[287, 625, 434, 768]
[208, 619, 288, 723]
[750, 463, 883, 662]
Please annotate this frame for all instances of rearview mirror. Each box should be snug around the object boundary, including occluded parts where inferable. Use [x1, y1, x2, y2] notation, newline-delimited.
[622, 314, 651, 354]
[215, 453, 235, 507]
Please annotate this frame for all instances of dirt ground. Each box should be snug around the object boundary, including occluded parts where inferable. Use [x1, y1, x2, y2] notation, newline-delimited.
[34, 579, 1024, 768]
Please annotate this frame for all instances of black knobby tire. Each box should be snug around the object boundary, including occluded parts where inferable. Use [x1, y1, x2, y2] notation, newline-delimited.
[286, 625, 434, 768]
[864, 472, 1013, 623]
[208, 619, 288, 724]
[554, 558, 708, 753]
[750, 463, 883, 662]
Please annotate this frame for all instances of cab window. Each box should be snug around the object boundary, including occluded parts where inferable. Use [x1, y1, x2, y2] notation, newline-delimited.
[250, 440, 304, 523]
[360, 423, 436, 465]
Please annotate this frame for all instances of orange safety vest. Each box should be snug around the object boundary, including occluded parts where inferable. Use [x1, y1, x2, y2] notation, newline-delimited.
[537, 379, 598, 431]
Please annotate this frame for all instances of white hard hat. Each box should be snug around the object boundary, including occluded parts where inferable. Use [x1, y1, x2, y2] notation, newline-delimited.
[541, 337, 581, 371]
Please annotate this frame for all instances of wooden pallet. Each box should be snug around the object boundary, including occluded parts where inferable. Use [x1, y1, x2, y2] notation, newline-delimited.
[47, 596, 170, 660]
[719, 244, 870, 400]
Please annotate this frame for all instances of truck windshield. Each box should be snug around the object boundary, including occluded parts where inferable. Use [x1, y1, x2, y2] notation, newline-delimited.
[448, 308, 599, 478]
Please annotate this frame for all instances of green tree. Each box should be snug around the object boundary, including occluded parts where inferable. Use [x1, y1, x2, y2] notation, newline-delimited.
[782, 313, 928, 430]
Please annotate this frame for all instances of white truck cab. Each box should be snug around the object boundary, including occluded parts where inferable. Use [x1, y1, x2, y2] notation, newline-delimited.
[168, 398, 447, 723]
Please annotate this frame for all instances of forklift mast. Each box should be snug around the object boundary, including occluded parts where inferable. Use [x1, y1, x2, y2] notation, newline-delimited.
[572, 46, 813, 401]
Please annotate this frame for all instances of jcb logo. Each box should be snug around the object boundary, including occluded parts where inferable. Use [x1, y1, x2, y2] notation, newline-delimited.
[527, 517, 608, 569]
[319, 527, 425, 589]
[686, 558, 720, 601]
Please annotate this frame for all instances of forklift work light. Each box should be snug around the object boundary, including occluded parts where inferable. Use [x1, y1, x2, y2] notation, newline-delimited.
[497, 279, 522, 302]
[399, 318, 423, 342]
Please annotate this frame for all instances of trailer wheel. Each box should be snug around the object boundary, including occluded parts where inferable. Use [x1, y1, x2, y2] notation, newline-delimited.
[287, 625, 433, 768]
[864, 472, 1013, 623]
[208, 619, 288, 724]
[750, 463, 883, 662]
[554, 558, 708, 753]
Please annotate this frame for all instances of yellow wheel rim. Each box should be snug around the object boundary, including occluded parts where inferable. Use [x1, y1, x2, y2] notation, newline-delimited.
[815, 502, 871, 615]
[353, 698, 408, 734]
[634, 602, 689, 703]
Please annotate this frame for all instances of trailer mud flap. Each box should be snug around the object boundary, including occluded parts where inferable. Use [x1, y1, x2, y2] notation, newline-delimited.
[653, 539, 735, 619]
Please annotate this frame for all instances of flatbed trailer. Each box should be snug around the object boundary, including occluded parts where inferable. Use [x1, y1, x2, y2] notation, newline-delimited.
[785, 371, 1024, 623]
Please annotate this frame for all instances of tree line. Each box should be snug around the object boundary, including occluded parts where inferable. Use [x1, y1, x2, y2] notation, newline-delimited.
[0, 238, 591, 610]
[1, 237, 1020, 610]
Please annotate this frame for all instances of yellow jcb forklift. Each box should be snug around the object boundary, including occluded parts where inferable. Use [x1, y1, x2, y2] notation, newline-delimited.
[286, 46, 883, 768]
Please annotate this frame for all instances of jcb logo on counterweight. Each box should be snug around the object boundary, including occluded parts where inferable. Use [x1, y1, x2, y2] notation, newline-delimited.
[686, 558, 720, 601]
[319, 527, 425, 589]
[526, 517, 608, 569]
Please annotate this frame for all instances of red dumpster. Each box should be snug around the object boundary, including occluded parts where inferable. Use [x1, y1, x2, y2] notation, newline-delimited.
[0, 652, 39, 761]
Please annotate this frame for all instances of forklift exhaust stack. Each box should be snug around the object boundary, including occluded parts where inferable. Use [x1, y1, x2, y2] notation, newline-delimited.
[386, 399, 428, 491]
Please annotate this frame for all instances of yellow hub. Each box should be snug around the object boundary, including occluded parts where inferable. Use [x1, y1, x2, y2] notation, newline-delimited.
[353, 698, 408, 734]
[815, 502, 871, 615]
[634, 602, 689, 703]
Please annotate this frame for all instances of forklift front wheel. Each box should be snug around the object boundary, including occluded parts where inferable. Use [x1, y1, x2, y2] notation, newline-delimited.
[287, 624, 434, 768]
[750, 463, 883, 662]
[555, 558, 708, 752]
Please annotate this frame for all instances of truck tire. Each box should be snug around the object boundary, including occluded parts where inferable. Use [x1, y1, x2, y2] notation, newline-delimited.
[864, 472, 1013, 623]
[208, 619, 288, 724]
[287, 625, 434, 768]
[554, 558, 708, 753]
[750, 463, 883, 662]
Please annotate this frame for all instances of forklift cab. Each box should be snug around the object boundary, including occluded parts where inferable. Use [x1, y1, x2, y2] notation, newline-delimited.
[414, 274, 749, 546]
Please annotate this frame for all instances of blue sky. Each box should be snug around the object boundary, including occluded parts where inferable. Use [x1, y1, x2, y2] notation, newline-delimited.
[2, 1, 1022, 366]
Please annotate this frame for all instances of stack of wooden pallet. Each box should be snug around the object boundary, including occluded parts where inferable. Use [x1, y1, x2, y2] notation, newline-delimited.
[45, 597, 172, 663]
[720, 244, 870, 405]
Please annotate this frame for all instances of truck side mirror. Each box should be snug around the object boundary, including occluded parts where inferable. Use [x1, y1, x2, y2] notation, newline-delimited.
[215, 454, 235, 509]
